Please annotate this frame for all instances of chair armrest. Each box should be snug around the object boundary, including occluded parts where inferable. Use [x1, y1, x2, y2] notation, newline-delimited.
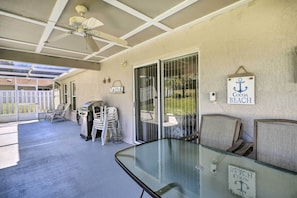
[226, 139, 243, 153]
[234, 142, 253, 156]
[179, 132, 199, 143]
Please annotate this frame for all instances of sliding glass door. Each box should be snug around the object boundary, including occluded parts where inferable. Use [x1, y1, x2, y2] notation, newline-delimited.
[134, 63, 159, 143]
[134, 53, 198, 143]
[162, 53, 198, 139]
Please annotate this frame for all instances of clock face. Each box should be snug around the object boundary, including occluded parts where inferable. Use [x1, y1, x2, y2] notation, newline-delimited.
[228, 165, 256, 198]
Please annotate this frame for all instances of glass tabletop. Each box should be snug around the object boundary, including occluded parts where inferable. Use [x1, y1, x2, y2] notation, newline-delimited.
[115, 139, 297, 198]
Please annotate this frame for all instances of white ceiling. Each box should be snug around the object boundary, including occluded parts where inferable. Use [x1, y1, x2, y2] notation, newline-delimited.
[0, 0, 244, 79]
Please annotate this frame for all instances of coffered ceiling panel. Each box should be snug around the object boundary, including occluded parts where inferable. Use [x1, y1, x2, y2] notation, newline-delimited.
[97, 45, 126, 57]
[161, 0, 238, 28]
[0, 16, 44, 43]
[127, 26, 166, 46]
[0, 0, 247, 79]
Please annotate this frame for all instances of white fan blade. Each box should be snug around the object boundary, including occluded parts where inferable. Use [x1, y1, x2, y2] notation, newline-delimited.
[46, 31, 73, 43]
[88, 30, 128, 46]
[82, 17, 104, 29]
[84, 36, 99, 52]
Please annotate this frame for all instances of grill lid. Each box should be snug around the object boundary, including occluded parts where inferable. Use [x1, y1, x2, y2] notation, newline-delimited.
[80, 100, 103, 111]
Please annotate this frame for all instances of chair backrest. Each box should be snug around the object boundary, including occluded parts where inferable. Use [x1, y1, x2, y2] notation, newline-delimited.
[254, 119, 297, 172]
[56, 103, 64, 111]
[93, 105, 104, 120]
[106, 106, 118, 126]
[60, 103, 71, 117]
[199, 114, 241, 150]
[92, 106, 118, 128]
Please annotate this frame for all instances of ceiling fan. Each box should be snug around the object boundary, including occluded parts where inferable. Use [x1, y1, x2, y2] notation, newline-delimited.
[46, 4, 128, 52]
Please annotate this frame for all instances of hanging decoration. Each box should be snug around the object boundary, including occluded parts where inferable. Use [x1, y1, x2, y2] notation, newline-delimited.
[110, 80, 124, 94]
[227, 66, 255, 105]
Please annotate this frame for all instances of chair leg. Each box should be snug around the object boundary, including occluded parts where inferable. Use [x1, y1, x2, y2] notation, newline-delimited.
[91, 126, 97, 142]
[101, 124, 108, 146]
[111, 125, 117, 141]
[140, 189, 144, 198]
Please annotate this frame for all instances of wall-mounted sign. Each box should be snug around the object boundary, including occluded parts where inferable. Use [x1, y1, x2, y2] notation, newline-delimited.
[227, 66, 255, 105]
[110, 80, 125, 94]
[228, 165, 256, 198]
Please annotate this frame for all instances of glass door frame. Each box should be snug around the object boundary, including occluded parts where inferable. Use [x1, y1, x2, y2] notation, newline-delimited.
[133, 52, 199, 144]
[133, 61, 161, 144]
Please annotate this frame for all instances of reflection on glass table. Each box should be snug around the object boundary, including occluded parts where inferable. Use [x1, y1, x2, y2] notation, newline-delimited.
[115, 139, 297, 198]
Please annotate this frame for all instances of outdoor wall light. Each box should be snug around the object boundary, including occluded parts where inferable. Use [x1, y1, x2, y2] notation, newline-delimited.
[103, 77, 111, 84]
[121, 60, 127, 68]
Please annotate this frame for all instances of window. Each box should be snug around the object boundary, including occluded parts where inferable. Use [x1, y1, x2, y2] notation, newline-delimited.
[63, 84, 68, 104]
[70, 81, 76, 111]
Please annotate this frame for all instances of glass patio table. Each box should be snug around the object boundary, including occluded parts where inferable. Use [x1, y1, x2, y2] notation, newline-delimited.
[115, 139, 297, 198]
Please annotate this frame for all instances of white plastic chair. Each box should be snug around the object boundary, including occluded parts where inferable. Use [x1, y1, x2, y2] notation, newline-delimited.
[50, 103, 70, 123]
[92, 106, 119, 145]
[45, 103, 64, 120]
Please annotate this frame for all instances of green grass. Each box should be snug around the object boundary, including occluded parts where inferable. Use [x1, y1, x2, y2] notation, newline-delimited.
[165, 96, 196, 115]
[140, 89, 197, 115]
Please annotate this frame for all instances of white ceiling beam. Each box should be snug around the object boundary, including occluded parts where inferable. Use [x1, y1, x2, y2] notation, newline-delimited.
[29, 73, 58, 78]
[154, 0, 198, 22]
[0, 75, 53, 80]
[83, 43, 114, 60]
[0, 49, 100, 70]
[0, 64, 68, 73]
[0, 37, 104, 58]
[35, 0, 69, 53]
[0, 64, 30, 71]
[102, 0, 198, 43]
[32, 67, 68, 73]
[0, 11, 46, 26]
[0, 71, 57, 78]
[102, 0, 173, 33]
[0, 71, 29, 76]
[0, 37, 37, 47]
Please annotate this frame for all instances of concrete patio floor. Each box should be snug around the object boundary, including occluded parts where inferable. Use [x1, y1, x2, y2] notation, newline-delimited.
[0, 119, 149, 198]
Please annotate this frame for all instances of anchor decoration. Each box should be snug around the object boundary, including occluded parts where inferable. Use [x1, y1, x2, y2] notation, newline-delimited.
[234, 180, 250, 196]
[227, 66, 255, 105]
[228, 165, 256, 198]
[233, 78, 248, 93]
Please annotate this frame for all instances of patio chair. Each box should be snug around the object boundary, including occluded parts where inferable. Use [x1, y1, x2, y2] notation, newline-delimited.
[92, 106, 119, 145]
[45, 103, 64, 120]
[180, 114, 243, 152]
[254, 119, 297, 172]
[50, 103, 70, 123]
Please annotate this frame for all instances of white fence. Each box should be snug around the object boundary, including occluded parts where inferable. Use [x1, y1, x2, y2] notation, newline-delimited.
[0, 90, 53, 122]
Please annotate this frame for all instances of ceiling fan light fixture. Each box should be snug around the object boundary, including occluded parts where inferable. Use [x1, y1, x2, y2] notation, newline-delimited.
[75, 5, 88, 16]
[69, 16, 86, 27]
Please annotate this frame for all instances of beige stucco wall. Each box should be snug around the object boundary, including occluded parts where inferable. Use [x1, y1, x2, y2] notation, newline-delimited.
[60, 0, 297, 144]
